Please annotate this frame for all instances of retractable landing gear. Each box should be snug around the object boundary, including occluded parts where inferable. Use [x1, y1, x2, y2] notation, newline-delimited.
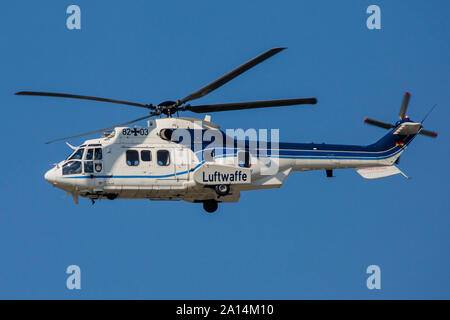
[106, 193, 118, 200]
[215, 184, 230, 196]
[203, 200, 218, 213]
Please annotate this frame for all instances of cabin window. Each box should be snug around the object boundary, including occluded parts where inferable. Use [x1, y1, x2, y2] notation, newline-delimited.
[94, 148, 102, 160]
[85, 149, 94, 160]
[84, 161, 93, 173]
[141, 150, 152, 162]
[69, 148, 84, 160]
[157, 150, 170, 166]
[62, 161, 82, 175]
[126, 150, 139, 166]
[238, 150, 251, 168]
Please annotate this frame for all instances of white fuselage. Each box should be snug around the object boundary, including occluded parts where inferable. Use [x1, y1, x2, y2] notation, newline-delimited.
[44, 117, 407, 204]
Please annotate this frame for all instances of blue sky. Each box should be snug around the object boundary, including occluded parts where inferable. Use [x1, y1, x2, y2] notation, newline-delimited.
[0, 0, 448, 299]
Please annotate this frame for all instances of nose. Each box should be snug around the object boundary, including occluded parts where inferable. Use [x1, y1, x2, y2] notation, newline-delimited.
[44, 168, 57, 185]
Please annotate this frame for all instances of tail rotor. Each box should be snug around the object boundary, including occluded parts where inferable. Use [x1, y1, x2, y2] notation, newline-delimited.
[364, 92, 438, 138]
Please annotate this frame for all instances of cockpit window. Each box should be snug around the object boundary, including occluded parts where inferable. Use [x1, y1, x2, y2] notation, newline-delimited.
[86, 149, 94, 160]
[94, 148, 102, 160]
[62, 161, 82, 175]
[84, 161, 93, 173]
[66, 150, 75, 160]
[69, 148, 84, 160]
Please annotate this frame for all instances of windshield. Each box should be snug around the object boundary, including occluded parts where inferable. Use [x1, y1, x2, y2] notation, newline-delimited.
[68, 148, 84, 160]
[66, 150, 75, 160]
[62, 161, 82, 175]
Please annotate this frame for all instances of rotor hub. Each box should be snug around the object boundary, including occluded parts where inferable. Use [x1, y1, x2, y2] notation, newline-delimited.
[155, 100, 179, 116]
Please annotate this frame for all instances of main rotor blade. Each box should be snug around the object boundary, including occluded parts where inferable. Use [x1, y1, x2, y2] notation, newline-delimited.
[179, 47, 286, 105]
[364, 118, 394, 129]
[185, 98, 317, 113]
[45, 114, 154, 144]
[399, 92, 411, 120]
[15, 91, 150, 109]
[419, 128, 438, 138]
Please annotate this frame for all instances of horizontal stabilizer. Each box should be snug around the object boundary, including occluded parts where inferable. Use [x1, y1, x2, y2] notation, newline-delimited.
[393, 122, 422, 135]
[356, 166, 408, 180]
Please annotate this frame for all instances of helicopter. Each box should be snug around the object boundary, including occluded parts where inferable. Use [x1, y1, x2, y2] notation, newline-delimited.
[16, 47, 437, 213]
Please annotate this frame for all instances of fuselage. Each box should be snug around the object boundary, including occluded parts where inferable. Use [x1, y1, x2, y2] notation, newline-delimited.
[44, 117, 414, 204]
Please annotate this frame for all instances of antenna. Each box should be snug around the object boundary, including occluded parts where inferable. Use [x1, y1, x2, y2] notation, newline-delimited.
[421, 104, 437, 124]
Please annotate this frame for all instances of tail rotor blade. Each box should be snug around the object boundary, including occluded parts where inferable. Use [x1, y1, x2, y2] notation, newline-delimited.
[419, 128, 438, 138]
[364, 118, 394, 129]
[399, 92, 411, 120]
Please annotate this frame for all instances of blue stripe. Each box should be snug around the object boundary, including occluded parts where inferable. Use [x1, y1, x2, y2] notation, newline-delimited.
[64, 161, 205, 179]
[196, 145, 406, 161]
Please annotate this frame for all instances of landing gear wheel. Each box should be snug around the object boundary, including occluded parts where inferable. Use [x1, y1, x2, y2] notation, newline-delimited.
[106, 193, 118, 200]
[215, 184, 230, 196]
[203, 200, 218, 213]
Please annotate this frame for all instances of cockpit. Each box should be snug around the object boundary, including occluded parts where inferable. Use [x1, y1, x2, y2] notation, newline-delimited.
[62, 145, 103, 175]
